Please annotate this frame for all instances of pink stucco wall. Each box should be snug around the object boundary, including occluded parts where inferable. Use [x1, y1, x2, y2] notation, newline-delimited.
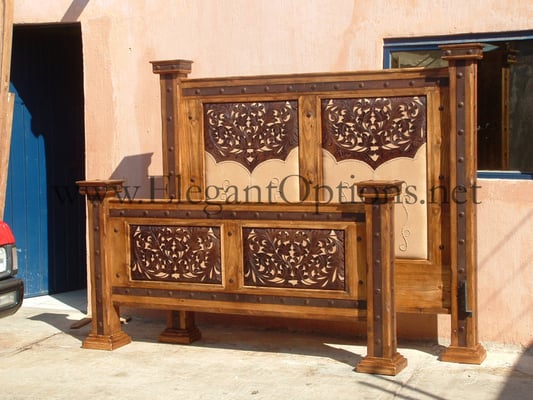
[477, 179, 533, 347]
[13, 0, 533, 347]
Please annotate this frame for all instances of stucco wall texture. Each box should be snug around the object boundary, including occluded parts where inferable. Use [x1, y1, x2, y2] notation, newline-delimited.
[13, 0, 533, 347]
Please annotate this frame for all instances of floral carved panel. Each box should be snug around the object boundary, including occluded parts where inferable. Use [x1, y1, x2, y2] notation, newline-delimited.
[322, 96, 427, 169]
[243, 228, 345, 290]
[204, 101, 298, 173]
[130, 225, 222, 284]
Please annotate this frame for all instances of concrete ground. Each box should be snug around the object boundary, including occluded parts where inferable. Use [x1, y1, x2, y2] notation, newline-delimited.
[0, 291, 532, 400]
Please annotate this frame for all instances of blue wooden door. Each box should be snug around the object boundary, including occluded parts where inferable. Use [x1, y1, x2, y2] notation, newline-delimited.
[4, 84, 49, 296]
[4, 25, 86, 297]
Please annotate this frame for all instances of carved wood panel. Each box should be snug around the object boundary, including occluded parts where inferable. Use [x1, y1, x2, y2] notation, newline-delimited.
[322, 96, 427, 169]
[243, 227, 345, 290]
[130, 225, 222, 283]
[204, 101, 298, 172]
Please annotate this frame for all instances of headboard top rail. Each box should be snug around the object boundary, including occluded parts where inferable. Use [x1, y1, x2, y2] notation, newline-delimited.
[177, 67, 449, 97]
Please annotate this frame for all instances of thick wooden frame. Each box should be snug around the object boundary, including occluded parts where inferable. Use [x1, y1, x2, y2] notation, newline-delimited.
[78, 43, 487, 375]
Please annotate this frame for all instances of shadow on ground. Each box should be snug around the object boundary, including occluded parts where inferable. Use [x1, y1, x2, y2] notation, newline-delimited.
[497, 345, 533, 399]
[29, 309, 365, 369]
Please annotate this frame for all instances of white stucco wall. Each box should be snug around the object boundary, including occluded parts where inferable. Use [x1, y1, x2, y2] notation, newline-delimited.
[13, 0, 533, 346]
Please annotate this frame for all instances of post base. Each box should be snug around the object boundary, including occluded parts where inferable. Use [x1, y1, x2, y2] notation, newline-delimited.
[440, 343, 486, 364]
[158, 327, 202, 344]
[82, 331, 132, 350]
[356, 352, 408, 376]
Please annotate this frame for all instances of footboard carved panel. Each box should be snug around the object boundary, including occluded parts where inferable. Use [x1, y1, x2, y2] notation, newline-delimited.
[130, 225, 222, 284]
[243, 227, 345, 290]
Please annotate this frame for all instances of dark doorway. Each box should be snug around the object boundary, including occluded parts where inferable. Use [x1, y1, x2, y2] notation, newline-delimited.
[5, 24, 86, 296]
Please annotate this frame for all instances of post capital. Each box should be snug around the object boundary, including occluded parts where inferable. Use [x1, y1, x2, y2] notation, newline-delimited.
[150, 59, 193, 76]
[76, 179, 124, 202]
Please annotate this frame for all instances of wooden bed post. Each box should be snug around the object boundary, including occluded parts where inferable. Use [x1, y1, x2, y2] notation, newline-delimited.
[440, 43, 487, 364]
[77, 180, 132, 350]
[356, 180, 407, 376]
[151, 59, 202, 344]
[150, 59, 193, 200]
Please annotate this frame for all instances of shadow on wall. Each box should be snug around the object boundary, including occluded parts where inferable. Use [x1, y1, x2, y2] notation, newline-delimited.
[61, 0, 91, 22]
[109, 153, 156, 200]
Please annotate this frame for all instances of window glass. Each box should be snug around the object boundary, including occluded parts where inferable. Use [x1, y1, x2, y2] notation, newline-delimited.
[388, 38, 533, 174]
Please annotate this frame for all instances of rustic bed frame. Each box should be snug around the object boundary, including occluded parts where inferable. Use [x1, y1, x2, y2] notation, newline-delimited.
[78, 43, 486, 375]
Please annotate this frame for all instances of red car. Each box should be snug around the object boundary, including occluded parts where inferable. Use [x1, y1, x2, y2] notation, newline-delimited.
[0, 221, 23, 318]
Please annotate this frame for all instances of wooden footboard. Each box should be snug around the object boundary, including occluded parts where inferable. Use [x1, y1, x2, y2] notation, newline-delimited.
[78, 179, 406, 375]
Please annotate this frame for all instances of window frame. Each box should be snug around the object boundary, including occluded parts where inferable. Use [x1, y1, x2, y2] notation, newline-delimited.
[383, 30, 533, 180]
